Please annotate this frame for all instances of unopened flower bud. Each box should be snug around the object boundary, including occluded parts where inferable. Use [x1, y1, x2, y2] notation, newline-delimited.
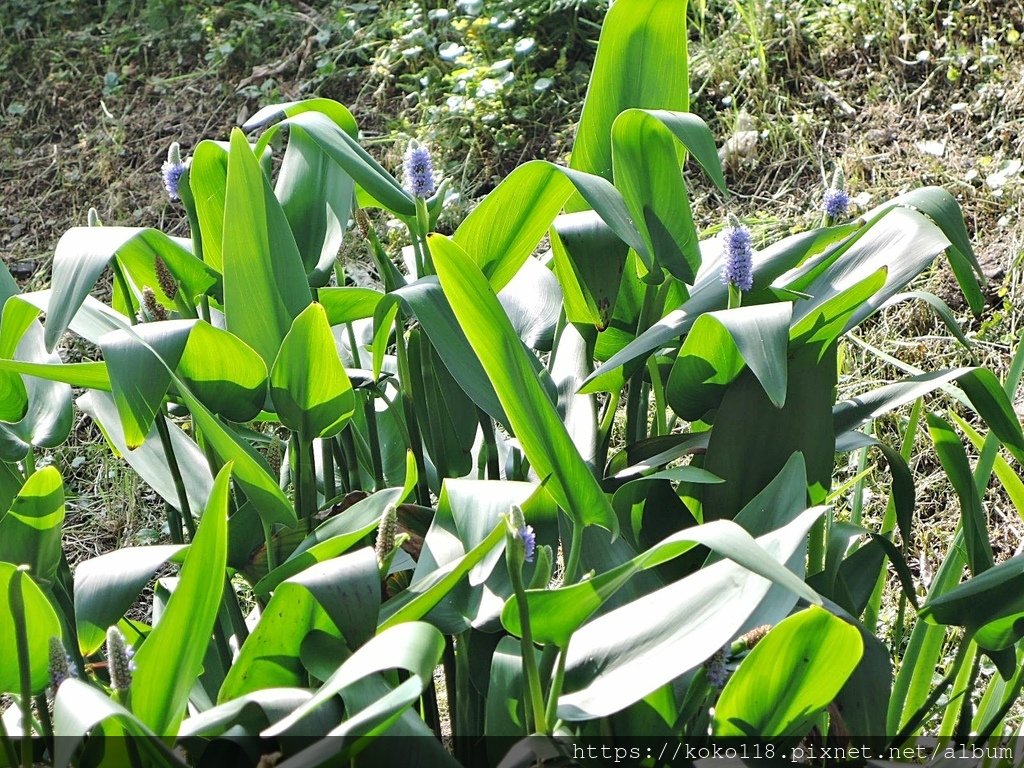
[375, 504, 398, 565]
[48, 636, 76, 691]
[87, 207, 101, 227]
[106, 626, 133, 691]
[142, 287, 167, 321]
[154, 257, 178, 300]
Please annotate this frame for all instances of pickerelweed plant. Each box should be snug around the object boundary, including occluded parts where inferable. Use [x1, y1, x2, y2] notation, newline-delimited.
[2, 0, 1024, 765]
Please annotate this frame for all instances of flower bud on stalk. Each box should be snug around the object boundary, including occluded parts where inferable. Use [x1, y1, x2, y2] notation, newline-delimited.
[721, 214, 754, 295]
[823, 166, 849, 221]
[106, 626, 135, 692]
[403, 140, 436, 199]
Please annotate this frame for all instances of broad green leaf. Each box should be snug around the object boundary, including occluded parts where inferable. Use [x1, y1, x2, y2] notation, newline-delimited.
[262, 622, 444, 740]
[453, 160, 646, 291]
[222, 128, 312, 366]
[0, 467, 64, 586]
[179, 687, 340, 743]
[557, 507, 824, 720]
[611, 109, 726, 283]
[319, 287, 384, 325]
[131, 464, 230, 734]
[569, 0, 688, 190]
[53, 679, 185, 768]
[498, 256, 563, 350]
[256, 111, 415, 217]
[43, 225, 216, 351]
[667, 304, 791, 420]
[189, 139, 229, 272]
[430, 234, 617, 533]
[550, 211, 629, 329]
[78, 391, 213, 520]
[789, 267, 888, 355]
[952, 413, 1024, 520]
[100, 320, 267, 448]
[270, 303, 355, 440]
[583, 224, 859, 392]
[0, 561, 62, 694]
[712, 606, 863, 739]
[373, 279, 509, 429]
[868, 187, 985, 314]
[73, 545, 184, 655]
[254, 486, 406, 596]
[700, 344, 837, 521]
[503, 516, 821, 648]
[377, 520, 506, 631]
[221, 549, 381, 701]
[243, 97, 358, 136]
[411, 479, 559, 633]
[920, 554, 1024, 642]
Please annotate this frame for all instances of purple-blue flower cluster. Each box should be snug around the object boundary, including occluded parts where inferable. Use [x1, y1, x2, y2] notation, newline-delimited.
[161, 142, 185, 201]
[823, 186, 849, 219]
[720, 219, 754, 292]
[403, 140, 436, 198]
[519, 525, 536, 564]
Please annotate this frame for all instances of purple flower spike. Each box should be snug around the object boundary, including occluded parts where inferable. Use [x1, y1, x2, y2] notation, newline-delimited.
[721, 218, 754, 292]
[403, 140, 436, 198]
[519, 525, 536, 564]
[823, 187, 850, 219]
[161, 142, 185, 201]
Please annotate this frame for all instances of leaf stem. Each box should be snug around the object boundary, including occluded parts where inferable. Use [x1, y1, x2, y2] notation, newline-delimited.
[508, 553, 548, 734]
[9, 567, 34, 768]
[363, 392, 385, 491]
[155, 410, 194, 541]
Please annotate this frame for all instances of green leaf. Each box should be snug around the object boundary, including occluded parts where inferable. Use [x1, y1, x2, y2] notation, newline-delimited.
[221, 549, 382, 701]
[188, 139, 230, 272]
[611, 109, 726, 282]
[377, 520, 506, 631]
[569, 0, 688, 190]
[79, 391, 213, 520]
[131, 464, 230, 734]
[453, 160, 646, 292]
[503, 516, 820, 648]
[262, 622, 444, 741]
[253, 486, 407, 596]
[666, 303, 791, 420]
[833, 366, 1024, 465]
[53, 679, 186, 768]
[430, 234, 617, 533]
[919, 554, 1024, 639]
[700, 344, 838, 521]
[273, 124, 356, 281]
[0, 467, 65, 586]
[925, 411, 994, 576]
[73, 545, 184, 656]
[550, 211, 629, 329]
[583, 224, 858, 392]
[0, 561, 61, 694]
[713, 606, 863, 740]
[270, 303, 355, 440]
[222, 128, 312, 366]
[374, 279, 509, 429]
[100, 320, 268, 448]
[256, 111, 415, 218]
[319, 287, 384, 325]
[556, 507, 824, 720]
[43, 225, 217, 351]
